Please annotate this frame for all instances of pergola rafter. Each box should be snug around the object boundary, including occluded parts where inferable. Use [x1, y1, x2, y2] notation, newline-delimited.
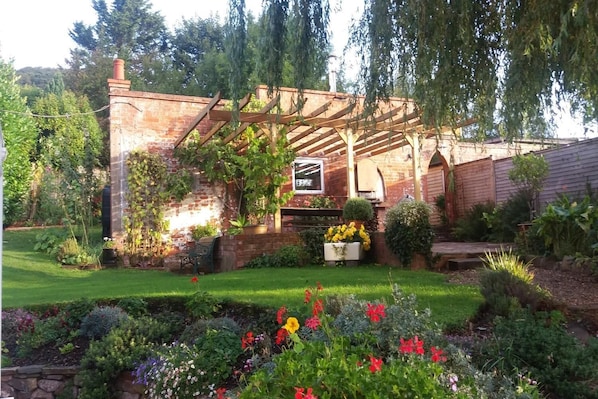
[174, 85, 475, 222]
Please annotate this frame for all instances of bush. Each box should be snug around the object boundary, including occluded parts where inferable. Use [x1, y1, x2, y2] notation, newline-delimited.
[62, 298, 97, 330]
[474, 310, 598, 399]
[179, 317, 241, 344]
[483, 192, 531, 242]
[16, 314, 70, 358]
[342, 197, 374, 221]
[186, 291, 220, 319]
[56, 237, 95, 265]
[79, 306, 129, 339]
[117, 297, 148, 317]
[34, 230, 68, 255]
[244, 245, 309, 268]
[452, 202, 494, 242]
[191, 223, 218, 240]
[384, 200, 434, 267]
[479, 250, 555, 319]
[78, 317, 172, 399]
[298, 227, 327, 263]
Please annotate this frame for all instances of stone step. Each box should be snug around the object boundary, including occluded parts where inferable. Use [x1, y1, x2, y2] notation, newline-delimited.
[447, 257, 484, 271]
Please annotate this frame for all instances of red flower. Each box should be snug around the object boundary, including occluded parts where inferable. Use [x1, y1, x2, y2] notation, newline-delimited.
[369, 355, 383, 373]
[316, 281, 323, 291]
[414, 335, 425, 355]
[399, 337, 413, 354]
[312, 299, 324, 316]
[275, 328, 289, 345]
[190, 276, 199, 284]
[276, 306, 287, 324]
[304, 289, 312, 303]
[216, 387, 226, 399]
[366, 303, 386, 322]
[305, 316, 321, 330]
[241, 331, 255, 349]
[430, 346, 446, 362]
[295, 387, 318, 399]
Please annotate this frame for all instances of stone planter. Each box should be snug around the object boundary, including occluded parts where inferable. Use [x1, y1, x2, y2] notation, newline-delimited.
[242, 224, 268, 235]
[324, 242, 364, 265]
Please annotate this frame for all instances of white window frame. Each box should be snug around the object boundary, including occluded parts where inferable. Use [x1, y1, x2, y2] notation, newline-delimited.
[292, 158, 325, 194]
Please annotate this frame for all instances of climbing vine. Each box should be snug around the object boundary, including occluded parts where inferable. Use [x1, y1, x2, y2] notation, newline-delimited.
[123, 150, 170, 261]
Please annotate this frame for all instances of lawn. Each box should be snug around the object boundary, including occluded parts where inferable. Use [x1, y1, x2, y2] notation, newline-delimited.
[1, 227, 483, 327]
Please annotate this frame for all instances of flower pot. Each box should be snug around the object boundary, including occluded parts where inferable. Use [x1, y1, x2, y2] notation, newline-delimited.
[102, 248, 118, 266]
[324, 242, 364, 263]
[242, 224, 268, 234]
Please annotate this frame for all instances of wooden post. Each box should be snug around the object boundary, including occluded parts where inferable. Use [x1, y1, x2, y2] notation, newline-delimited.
[340, 128, 357, 199]
[270, 125, 282, 232]
[405, 132, 423, 201]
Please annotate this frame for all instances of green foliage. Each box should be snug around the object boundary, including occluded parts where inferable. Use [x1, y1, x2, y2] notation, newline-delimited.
[453, 202, 495, 242]
[0, 59, 37, 226]
[165, 168, 193, 202]
[191, 222, 218, 240]
[179, 317, 241, 345]
[16, 314, 72, 358]
[134, 328, 243, 399]
[534, 194, 598, 259]
[298, 227, 328, 264]
[116, 297, 148, 318]
[186, 291, 220, 319]
[176, 100, 296, 222]
[479, 250, 553, 318]
[343, 197, 374, 221]
[508, 154, 549, 220]
[79, 306, 129, 340]
[244, 245, 309, 268]
[474, 310, 598, 399]
[434, 194, 449, 226]
[56, 237, 95, 266]
[483, 192, 532, 242]
[123, 150, 171, 259]
[239, 283, 534, 399]
[63, 298, 97, 329]
[34, 230, 67, 255]
[78, 317, 172, 399]
[384, 200, 434, 267]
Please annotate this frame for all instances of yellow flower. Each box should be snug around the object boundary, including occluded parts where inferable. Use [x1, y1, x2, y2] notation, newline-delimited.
[283, 317, 300, 334]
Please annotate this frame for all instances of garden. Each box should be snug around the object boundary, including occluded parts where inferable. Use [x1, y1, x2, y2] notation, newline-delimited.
[3, 186, 598, 398]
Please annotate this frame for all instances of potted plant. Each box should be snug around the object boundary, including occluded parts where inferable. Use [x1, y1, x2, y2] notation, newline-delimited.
[342, 197, 374, 228]
[323, 222, 371, 264]
[190, 223, 218, 241]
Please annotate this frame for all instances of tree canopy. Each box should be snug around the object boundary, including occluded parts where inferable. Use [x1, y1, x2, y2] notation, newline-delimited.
[246, 0, 598, 140]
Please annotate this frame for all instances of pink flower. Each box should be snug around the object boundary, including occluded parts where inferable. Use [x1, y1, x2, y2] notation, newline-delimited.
[305, 316, 321, 330]
[295, 387, 318, 399]
[366, 303, 386, 322]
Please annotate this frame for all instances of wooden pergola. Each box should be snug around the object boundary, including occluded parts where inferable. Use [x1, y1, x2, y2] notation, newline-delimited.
[173, 85, 472, 231]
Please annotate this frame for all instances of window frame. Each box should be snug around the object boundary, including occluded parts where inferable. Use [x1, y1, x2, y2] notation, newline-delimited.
[292, 158, 325, 195]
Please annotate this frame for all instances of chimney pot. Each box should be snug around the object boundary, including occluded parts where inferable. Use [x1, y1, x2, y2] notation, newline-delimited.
[113, 59, 125, 80]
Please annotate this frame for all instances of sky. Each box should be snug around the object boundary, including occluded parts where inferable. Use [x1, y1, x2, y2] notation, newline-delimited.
[0, 0, 594, 138]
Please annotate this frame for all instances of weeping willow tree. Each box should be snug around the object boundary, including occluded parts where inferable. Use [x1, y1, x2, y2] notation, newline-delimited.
[227, 0, 330, 106]
[230, 0, 598, 140]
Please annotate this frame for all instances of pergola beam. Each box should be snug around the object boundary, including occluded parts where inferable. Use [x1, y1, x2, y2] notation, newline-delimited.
[174, 91, 222, 148]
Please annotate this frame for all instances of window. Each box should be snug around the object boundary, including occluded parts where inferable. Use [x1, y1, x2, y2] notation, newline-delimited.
[293, 158, 324, 194]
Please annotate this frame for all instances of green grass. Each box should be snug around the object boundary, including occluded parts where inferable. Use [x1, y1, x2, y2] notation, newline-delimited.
[1, 227, 483, 327]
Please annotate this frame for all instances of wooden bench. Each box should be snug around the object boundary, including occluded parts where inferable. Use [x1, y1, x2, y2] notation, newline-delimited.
[179, 236, 218, 274]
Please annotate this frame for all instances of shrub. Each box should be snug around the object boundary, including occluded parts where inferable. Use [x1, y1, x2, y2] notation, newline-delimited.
[453, 202, 494, 242]
[298, 227, 327, 263]
[474, 310, 598, 399]
[343, 197, 374, 221]
[16, 315, 70, 358]
[179, 317, 241, 344]
[244, 245, 309, 268]
[56, 237, 95, 265]
[479, 250, 555, 319]
[186, 291, 220, 319]
[79, 306, 129, 339]
[78, 317, 172, 399]
[483, 192, 531, 242]
[384, 200, 434, 267]
[134, 328, 243, 399]
[117, 297, 148, 317]
[62, 298, 96, 329]
[34, 230, 67, 255]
